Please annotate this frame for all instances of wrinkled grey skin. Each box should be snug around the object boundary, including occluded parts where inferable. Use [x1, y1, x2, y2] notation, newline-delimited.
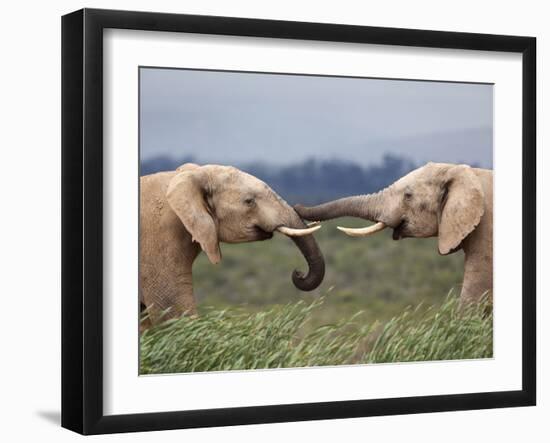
[140, 163, 325, 326]
[295, 162, 493, 305]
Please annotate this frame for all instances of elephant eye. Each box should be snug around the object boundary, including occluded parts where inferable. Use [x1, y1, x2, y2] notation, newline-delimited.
[244, 197, 255, 207]
[404, 191, 413, 200]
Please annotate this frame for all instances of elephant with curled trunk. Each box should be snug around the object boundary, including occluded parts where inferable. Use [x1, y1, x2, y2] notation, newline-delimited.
[140, 163, 325, 325]
[295, 162, 492, 305]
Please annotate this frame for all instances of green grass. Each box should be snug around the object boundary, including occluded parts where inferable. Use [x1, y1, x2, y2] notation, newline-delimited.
[140, 294, 492, 374]
[192, 218, 465, 327]
[140, 218, 492, 373]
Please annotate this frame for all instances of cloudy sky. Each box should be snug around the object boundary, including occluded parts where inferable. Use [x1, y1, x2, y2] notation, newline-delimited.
[140, 68, 493, 168]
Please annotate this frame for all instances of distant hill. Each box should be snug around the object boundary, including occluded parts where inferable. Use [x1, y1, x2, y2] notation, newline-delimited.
[140, 154, 422, 205]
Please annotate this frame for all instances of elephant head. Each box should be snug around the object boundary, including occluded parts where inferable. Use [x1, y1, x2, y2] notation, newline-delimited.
[166, 163, 325, 290]
[295, 162, 485, 255]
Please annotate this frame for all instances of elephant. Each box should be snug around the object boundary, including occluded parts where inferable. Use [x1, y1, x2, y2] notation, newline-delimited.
[140, 163, 325, 326]
[295, 162, 493, 305]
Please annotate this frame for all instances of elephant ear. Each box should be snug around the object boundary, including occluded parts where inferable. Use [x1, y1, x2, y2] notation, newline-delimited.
[438, 164, 485, 255]
[166, 168, 222, 264]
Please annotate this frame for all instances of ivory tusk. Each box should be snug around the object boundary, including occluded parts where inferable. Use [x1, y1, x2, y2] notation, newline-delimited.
[306, 221, 321, 227]
[277, 225, 322, 237]
[337, 221, 387, 237]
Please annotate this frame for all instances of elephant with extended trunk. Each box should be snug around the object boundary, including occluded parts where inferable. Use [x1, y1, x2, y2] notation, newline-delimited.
[295, 162, 493, 305]
[140, 163, 325, 326]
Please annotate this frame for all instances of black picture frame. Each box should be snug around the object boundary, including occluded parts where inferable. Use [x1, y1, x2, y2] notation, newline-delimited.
[61, 8, 536, 435]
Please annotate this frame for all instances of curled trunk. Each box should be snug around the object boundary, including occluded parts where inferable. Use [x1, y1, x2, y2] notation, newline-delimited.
[284, 212, 325, 291]
[290, 234, 325, 291]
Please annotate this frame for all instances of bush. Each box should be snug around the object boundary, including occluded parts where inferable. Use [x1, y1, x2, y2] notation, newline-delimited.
[140, 294, 492, 374]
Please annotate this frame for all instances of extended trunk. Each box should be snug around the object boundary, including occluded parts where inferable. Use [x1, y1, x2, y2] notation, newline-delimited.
[295, 193, 383, 222]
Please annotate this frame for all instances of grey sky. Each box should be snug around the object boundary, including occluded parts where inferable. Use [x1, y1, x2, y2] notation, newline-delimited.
[140, 68, 493, 168]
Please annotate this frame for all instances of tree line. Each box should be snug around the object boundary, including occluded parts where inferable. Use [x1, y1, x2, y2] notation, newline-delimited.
[140, 154, 417, 205]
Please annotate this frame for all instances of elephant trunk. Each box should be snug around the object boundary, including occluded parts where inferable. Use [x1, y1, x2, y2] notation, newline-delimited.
[295, 193, 383, 222]
[282, 211, 325, 291]
[290, 234, 325, 291]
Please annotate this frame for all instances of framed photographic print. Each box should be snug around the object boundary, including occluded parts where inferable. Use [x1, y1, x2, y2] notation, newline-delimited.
[61, 8, 536, 435]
